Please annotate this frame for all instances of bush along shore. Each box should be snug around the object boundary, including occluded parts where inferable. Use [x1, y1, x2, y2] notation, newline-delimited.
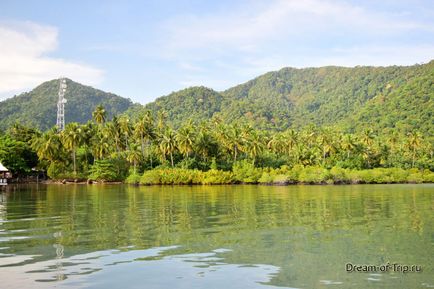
[124, 164, 434, 185]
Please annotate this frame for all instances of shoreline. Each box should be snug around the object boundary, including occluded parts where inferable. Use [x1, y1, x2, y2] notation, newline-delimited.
[6, 180, 433, 186]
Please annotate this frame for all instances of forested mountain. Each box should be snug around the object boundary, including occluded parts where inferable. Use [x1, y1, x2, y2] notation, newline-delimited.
[0, 79, 133, 130]
[1, 61, 432, 135]
[127, 60, 433, 135]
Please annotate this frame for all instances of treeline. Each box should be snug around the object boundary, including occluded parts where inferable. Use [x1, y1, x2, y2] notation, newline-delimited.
[0, 105, 433, 184]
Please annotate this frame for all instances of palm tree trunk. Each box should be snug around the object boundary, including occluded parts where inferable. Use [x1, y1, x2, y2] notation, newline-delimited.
[72, 150, 76, 175]
[412, 148, 416, 168]
[170, 152, 174, 167]
[140, 133, 145, 156]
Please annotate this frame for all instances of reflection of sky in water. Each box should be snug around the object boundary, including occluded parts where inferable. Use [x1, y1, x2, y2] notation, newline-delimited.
[0, 246, 296, 289]
[1, 184, 433, 289]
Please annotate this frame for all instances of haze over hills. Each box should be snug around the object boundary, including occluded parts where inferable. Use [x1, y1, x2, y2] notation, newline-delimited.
[0, 79, 134, 131]
[0, 61, 432, 135]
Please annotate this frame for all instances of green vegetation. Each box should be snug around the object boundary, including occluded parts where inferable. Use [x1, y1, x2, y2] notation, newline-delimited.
[126, 60, 433, 135]
[134, 166, 434, 185]
[0, 104, 432, 184]
[0, 62, 433, 184]
[0, 79, 134, 131]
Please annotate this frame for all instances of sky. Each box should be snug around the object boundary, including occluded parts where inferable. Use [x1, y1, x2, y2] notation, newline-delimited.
[0, 0, 433, 104]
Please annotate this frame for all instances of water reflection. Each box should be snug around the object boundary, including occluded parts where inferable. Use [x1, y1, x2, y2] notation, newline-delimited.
[1, 246, 294, 289]
[0, 184, 432, 289]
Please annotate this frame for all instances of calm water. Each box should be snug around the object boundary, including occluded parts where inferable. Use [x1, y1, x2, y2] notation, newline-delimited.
[0, 184, 433, 289]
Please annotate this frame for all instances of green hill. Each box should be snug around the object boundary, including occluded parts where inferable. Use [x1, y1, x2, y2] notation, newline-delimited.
[0, 79, 134, 130]
[2, 61, 433, 135]
[127, 60, 433, 135]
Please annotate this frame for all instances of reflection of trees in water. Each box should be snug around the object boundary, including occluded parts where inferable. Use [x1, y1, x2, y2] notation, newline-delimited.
[18, 184, 431, 250]
[2, 184, 432, 287]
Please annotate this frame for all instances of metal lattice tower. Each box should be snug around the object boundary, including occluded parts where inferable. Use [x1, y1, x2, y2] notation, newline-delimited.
[56, 78, 67, 131]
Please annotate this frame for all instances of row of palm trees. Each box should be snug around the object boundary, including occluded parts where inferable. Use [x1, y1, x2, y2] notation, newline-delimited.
[30, 105, 432, 177]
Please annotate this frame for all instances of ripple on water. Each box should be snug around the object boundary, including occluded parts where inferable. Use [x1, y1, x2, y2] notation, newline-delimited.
[0, 246, 298, 289]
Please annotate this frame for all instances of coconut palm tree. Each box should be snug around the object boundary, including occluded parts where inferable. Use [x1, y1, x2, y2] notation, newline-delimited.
[176, 121, 196, 159]
[134, 111, 155, 157]
[31, 127, 62, 162]
[244, 130, 264, 165]
[118, 116, 131, 149]
[317, 128, 335, 165]
[267, 132, 286, 155]
[159, 128, 177, 167]
[61, 123, 84, 175]
[106, 117, 122, 153]
[92, 105, 106, 125]
[126, 143, 142, 173]
[92, 132, 110, 160]
[407, 131, 422, 168]
[341, 134, 356, 159]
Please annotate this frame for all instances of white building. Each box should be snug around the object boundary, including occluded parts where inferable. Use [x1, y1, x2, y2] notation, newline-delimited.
[0, 163, 11, 186]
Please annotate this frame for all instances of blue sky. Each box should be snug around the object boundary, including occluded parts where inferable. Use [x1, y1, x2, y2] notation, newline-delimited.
[1, 0, 433, 104]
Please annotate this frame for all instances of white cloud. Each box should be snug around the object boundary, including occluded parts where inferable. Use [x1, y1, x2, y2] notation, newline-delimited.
[163, 0, 430, 53]
[159, 0, 434, 91]
[0, 21, 103, 100]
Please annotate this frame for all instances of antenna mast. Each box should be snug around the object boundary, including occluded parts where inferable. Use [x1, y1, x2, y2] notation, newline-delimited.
[56, 78, 67, 131]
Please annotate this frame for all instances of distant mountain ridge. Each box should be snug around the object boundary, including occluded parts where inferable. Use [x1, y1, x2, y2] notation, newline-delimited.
[1, 61, 433, 135]
[127, 60, 433, 135]
[0, 79, 134, 130]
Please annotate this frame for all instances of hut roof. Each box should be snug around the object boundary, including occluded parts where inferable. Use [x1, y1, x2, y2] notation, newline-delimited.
[0, 162, 8, 172]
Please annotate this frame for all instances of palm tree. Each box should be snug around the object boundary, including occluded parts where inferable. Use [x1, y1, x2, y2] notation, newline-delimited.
[157, 110, 167, 133]
[31, 127, 62, 162]
[126, 143, 141, 173]
[215, 124, 238, 162]
[361, 128, 376, 168]
[134, 111, 155, 157]
[361, 128, 375, 147]
[225, 125, 244, 162]
[106, 117, 122, 153]
[268, 132, 286, 154]
[341, 134, 356, 159]
[317, 128, 335, 165]
[176, 121, 196, 159]
[244, 130, 264, 165]
[118, 116, 131, 149]
[283, 129, 298, 162]
[61, 123, 84, 175]
[92, 132, 110, 160]
[195, 129, 217, 163]
[407, 131, 422, 168]
[159, 128, 177, 167]
[92, 105, 106, 125]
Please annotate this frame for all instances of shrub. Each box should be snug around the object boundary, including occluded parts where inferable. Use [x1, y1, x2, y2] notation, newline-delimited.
[422, 170, 434, 183]
[202, 169, 234, 184]
[140, 170, 162, 185]
[89, 159, 121, 181]
[288, 165, 304, 182]
[272, 174, 289, 184]
[329, 167, 350, 184]
[125, 172, 141, 184]
[47, 161, 67, 179]
[407, 169, 424, 183]
[258, 172, 273, 184]
[232, 160, 262, 183]
[298, 166, 330, 184]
